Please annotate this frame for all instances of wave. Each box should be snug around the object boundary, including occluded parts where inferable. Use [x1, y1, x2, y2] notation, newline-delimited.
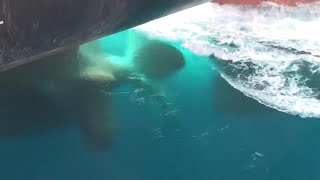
[135, 2, 320, 118]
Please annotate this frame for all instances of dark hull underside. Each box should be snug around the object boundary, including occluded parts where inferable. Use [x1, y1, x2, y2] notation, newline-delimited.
[0, 0, 207, 72]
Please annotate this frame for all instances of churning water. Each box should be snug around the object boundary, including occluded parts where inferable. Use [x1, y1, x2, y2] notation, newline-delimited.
[1, 2, 320, 180]
[136, 2, 320, 118]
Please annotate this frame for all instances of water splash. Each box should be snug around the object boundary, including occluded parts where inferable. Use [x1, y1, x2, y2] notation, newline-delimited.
[135, 2, 320, 118]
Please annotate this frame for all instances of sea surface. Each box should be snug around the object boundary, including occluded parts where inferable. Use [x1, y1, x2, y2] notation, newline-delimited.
[1, 2, 320, 180]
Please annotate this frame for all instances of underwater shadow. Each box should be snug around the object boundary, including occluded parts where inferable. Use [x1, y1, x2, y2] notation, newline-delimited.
[0, 38, 186, 152]
[0, 86, 115, 152]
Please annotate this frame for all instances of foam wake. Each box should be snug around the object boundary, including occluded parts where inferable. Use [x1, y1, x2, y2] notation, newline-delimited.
[135, 2, 320, 117]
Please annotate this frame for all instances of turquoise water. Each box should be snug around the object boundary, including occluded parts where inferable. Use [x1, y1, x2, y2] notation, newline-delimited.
[1, 2, 320, 180]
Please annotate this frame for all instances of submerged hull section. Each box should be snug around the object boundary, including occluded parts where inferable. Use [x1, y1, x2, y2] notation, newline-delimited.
[0, 0, 206, 72]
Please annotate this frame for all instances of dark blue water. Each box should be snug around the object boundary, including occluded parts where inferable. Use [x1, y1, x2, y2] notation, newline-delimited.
[1, 29, 320, 180]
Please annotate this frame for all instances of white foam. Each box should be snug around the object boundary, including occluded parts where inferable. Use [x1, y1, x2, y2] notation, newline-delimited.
[135, 2, 320, 118]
